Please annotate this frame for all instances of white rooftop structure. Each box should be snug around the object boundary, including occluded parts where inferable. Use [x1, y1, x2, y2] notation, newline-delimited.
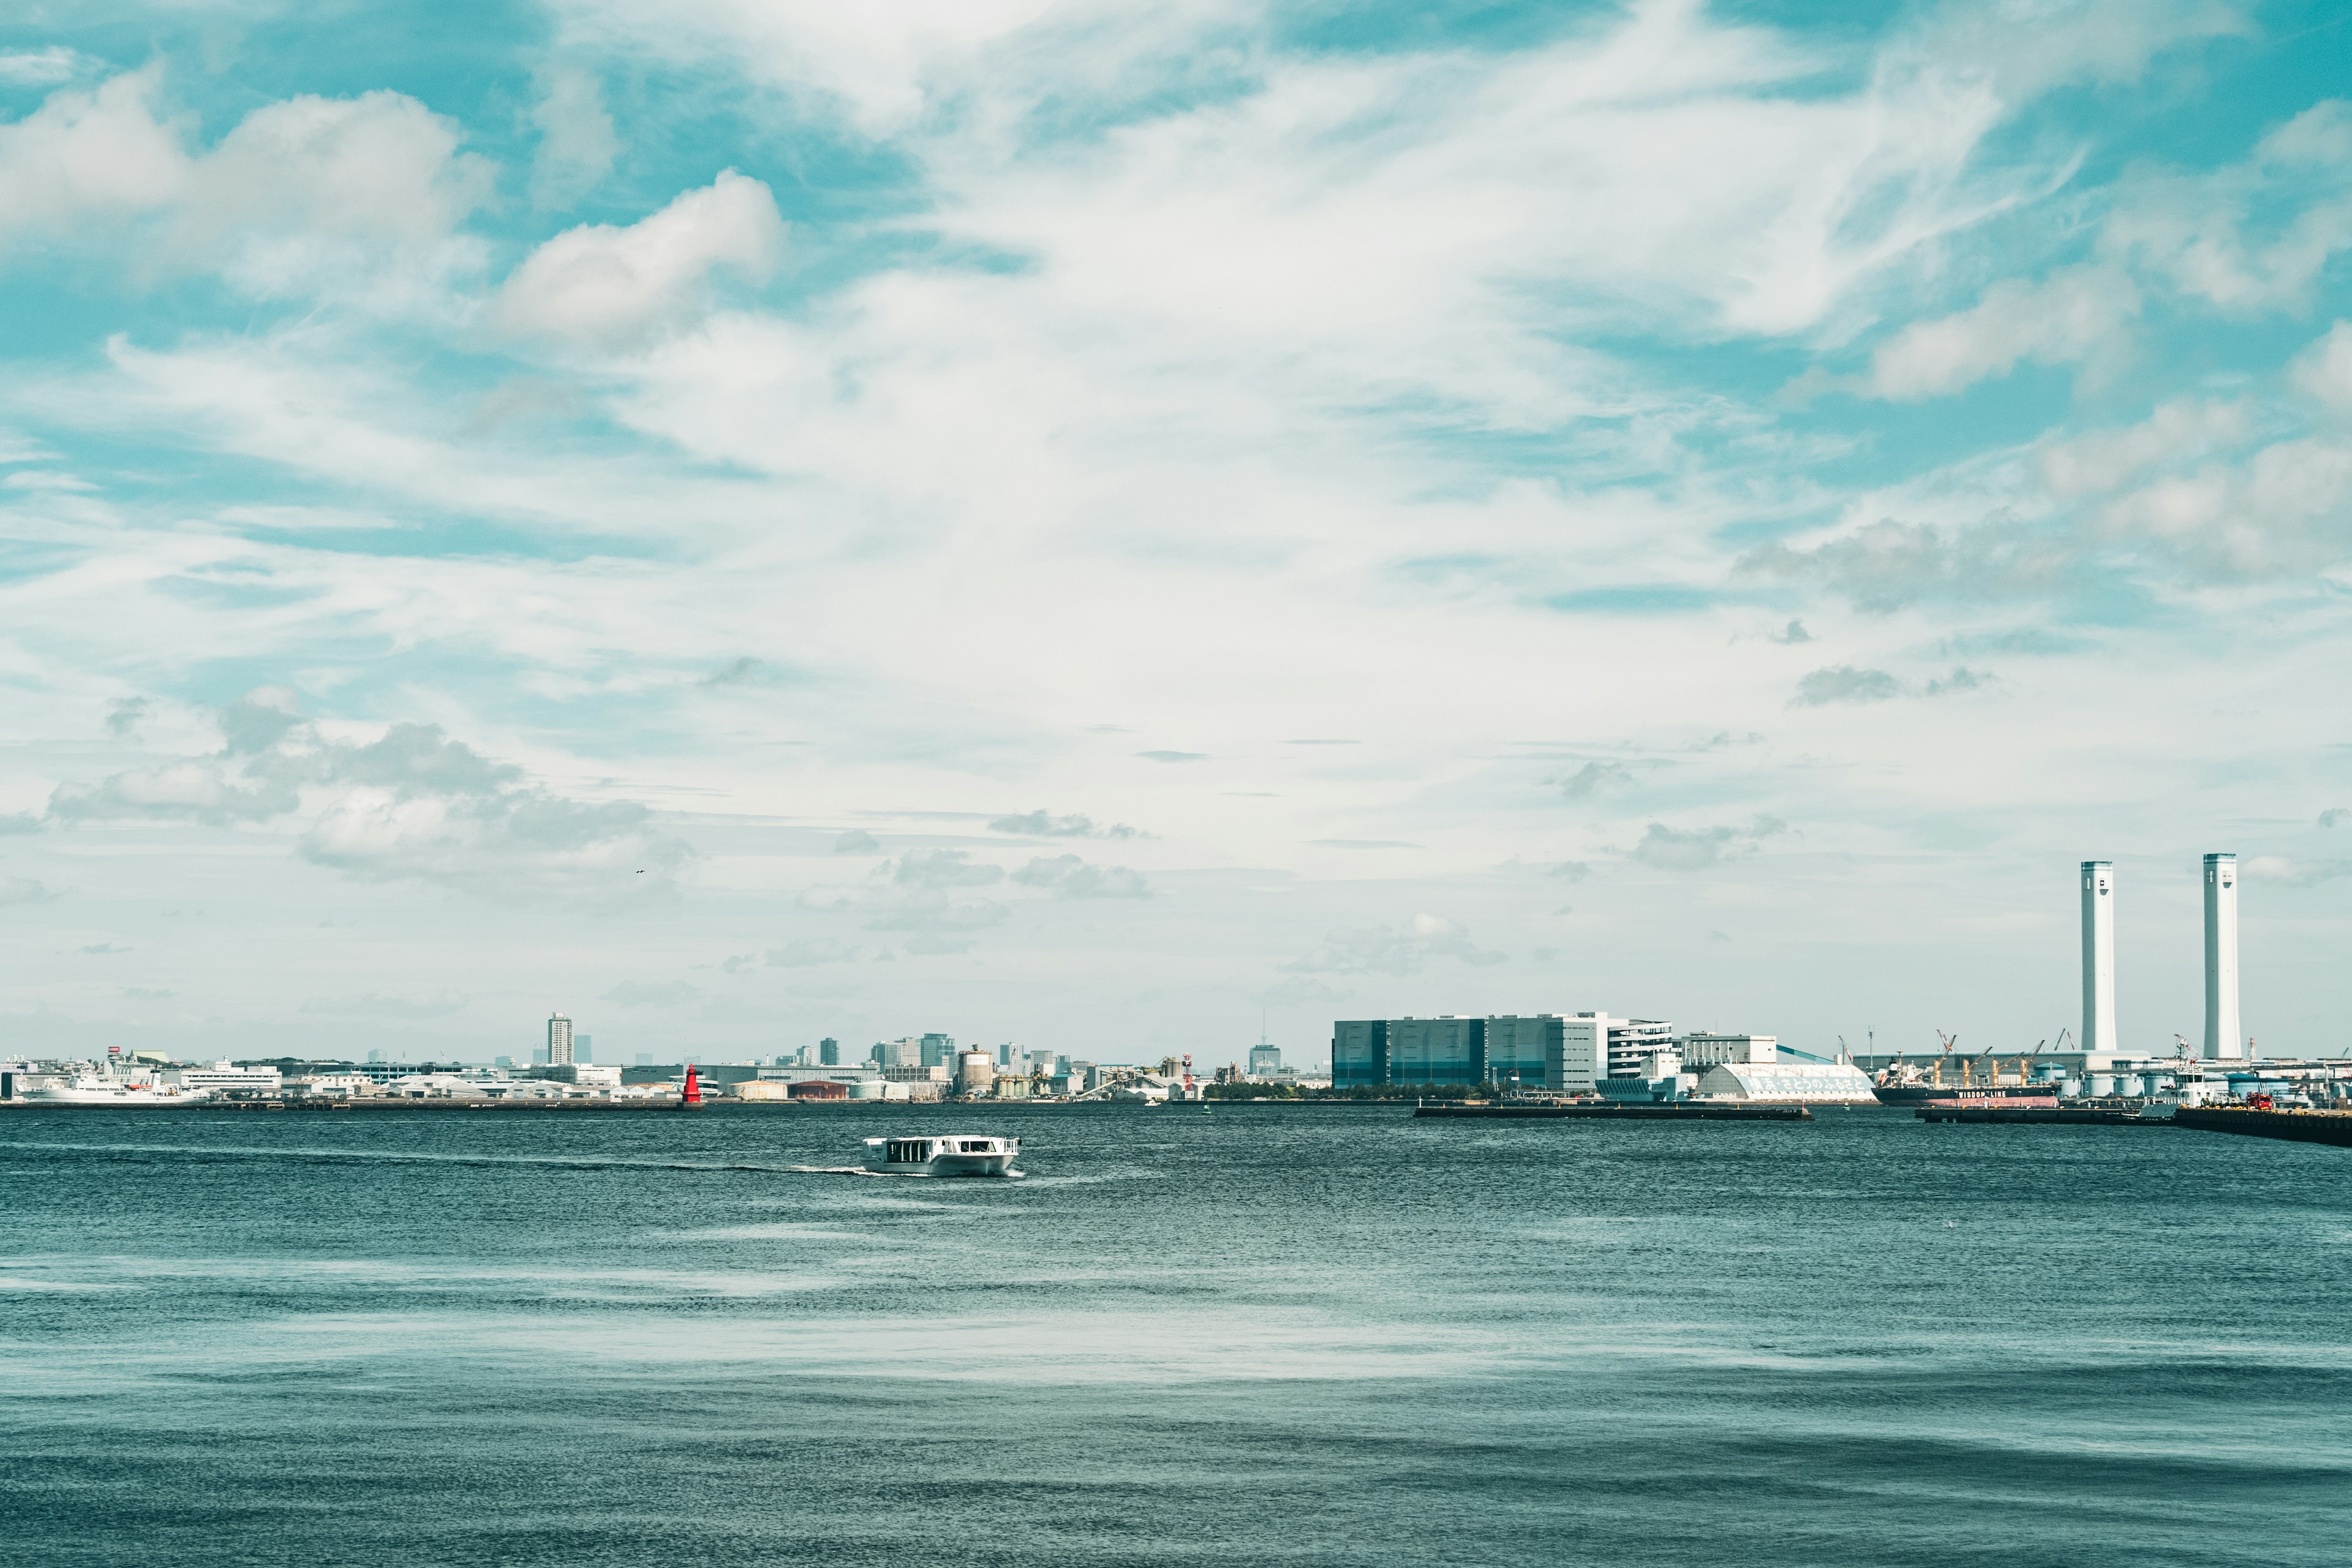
[2204, 853, 2243, 1061]
[1697, 1061, 1878, 1104]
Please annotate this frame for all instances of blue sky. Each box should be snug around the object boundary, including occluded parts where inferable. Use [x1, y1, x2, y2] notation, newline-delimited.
[4, 0, 2351, 1066]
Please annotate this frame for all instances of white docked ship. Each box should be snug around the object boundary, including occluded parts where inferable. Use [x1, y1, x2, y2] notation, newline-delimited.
[20, 1073, 183, 1105]
[861, 1134, 1021, 1177]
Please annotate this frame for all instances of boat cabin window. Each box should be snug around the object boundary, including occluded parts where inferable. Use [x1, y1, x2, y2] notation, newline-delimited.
[960, 1140, 993, 1153]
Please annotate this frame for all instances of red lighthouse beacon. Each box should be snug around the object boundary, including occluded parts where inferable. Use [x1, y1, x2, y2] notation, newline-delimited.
[680, 1063, 704, 1109]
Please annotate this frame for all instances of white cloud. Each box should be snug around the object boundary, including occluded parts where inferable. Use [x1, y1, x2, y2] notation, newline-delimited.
[527, 66, 620, 209]
[0, 48, 97, 87]
[1865, 266, 2138, 401]
[40, 692, 693, 903]
[0, 873, 60, 905]
[494, 171, 785, 347]
[988, 808, 1140, 838]
[0, 72, 491, 300]
[1286, 912, 1505, 976]
[2290, 321, 2352, 417]
[2038, 397, 2249, 497]
[1011, 853, 1150, 898]
[2102, 99, 2352, 313]
[1629, 816, 1786, 870]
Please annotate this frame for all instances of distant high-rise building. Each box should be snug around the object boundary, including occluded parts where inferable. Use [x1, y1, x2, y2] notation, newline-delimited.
[575, 1033, 592, 1065]
[1248, 1042, 1283, 1076]
[920, 1033, 956, 1068]
[2081, 861, 2116, 1055]
[818, 1037, 839, 1066]
[366, 1050, 385, 1064]
[2204, 853, 2242, 1060]
[878, 1038, 922, 1068]
[548, 1013, 575, 1066]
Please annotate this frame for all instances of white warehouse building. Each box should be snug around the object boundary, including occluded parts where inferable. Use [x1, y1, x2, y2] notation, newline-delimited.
[1697, 1061, 1878, 1104]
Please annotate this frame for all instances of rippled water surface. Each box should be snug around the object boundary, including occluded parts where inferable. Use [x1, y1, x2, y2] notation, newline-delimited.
[3, 1102, 2347, 1566]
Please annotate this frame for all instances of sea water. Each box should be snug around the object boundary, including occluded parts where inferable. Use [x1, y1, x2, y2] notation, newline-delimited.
[2, 1103, 2346, 1566]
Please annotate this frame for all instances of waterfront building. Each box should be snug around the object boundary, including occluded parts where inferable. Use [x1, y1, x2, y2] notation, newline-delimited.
[1248, 1041, 1283, 1076]
[1602, 1017, 1674, 1077]
[548, 1014, 575, 1066]
[819, 1037, 840, 1066]
[1387, 1017, 1483, 1084]
[921, 1033, 957, 1068]
[1679, 1033, 1777, 1067]
[162, 1061, 284, 1096]
[1332, 1014, 1578, 1090]
[875, 1038, 921, 1068]
[1482, 1016, 1560, 1088]
[1695, 1061, 1877, 1103]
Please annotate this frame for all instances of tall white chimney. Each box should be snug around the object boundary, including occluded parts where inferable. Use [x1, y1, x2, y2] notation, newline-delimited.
[2203, 853, 2241, 1060]
[2081, 861, 2116, 1056]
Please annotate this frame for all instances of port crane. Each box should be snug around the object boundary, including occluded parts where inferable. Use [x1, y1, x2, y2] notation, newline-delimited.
[1932, 1030, 1958, 1089]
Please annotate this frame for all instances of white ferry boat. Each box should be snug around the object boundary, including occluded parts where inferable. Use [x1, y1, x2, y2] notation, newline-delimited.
[861, 1134, 1021, 1177]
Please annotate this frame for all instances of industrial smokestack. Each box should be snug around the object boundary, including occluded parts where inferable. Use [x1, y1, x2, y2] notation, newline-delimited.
[2203, 853, 2241, 1061]
[2081, 861, 2116, 1056]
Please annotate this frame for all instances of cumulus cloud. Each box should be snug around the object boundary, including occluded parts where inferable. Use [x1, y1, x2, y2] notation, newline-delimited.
[1557, 761, 1634, 801]
[1864, 266, 2138, 401]
[603, 979, 701, 1007]
[1286, 912, 1506, 976]
[103, 696, 151, 740]
[1791, 666, 1904, 706]
[1011, 853, 1150, 898]
[0, 874, 60, 905]
[0, 70, 492, 294]
[834, 829, 879, 854]
[299, 991, 470, 1018]
[766, 937, 859, 967]
[889, 848, 1003, 889]
[1550, 861, 1591, 881]
[2320, 808, 2348, 827]
[1256, 976, 1352, 1008]
[1741, 519, 2072, 611]
[494, 170, 785, 347]
[1767, 619, 1812, 644]
[1629, 816, 1787, 871]
[527, 66, 620, 209]
[43, 688, 691, 902]
[0, 812, 41, 835]
[2103, 100, 2352, 314]
[48, 760, 300, 825]
[2290, 320, 2352, 417]
[988, 808, 1141, 839]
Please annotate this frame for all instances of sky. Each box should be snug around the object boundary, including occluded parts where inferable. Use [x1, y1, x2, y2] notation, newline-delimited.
[4, 0, 2351, 1069]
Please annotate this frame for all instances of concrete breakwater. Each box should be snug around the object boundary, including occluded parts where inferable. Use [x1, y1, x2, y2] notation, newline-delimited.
[2174, 1107, 2352, 1147]
[1413, 1102, 1811, 1121]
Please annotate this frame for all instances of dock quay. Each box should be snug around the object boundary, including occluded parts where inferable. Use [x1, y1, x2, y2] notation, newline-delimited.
[2175, 1107, 2352, 1147]
[1915, 1105, 2162, 1128]
[1414, 1102, 1811, 1121]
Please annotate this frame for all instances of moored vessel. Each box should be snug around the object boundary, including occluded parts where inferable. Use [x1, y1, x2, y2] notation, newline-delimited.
[861, 1134, 1020, 1177]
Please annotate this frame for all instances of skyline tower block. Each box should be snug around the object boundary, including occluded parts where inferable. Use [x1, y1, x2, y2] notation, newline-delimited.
[2204, 853, 2242, 1060]
[2081, 861, 2116, 1056]
[548, 1012, 574, 1066]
